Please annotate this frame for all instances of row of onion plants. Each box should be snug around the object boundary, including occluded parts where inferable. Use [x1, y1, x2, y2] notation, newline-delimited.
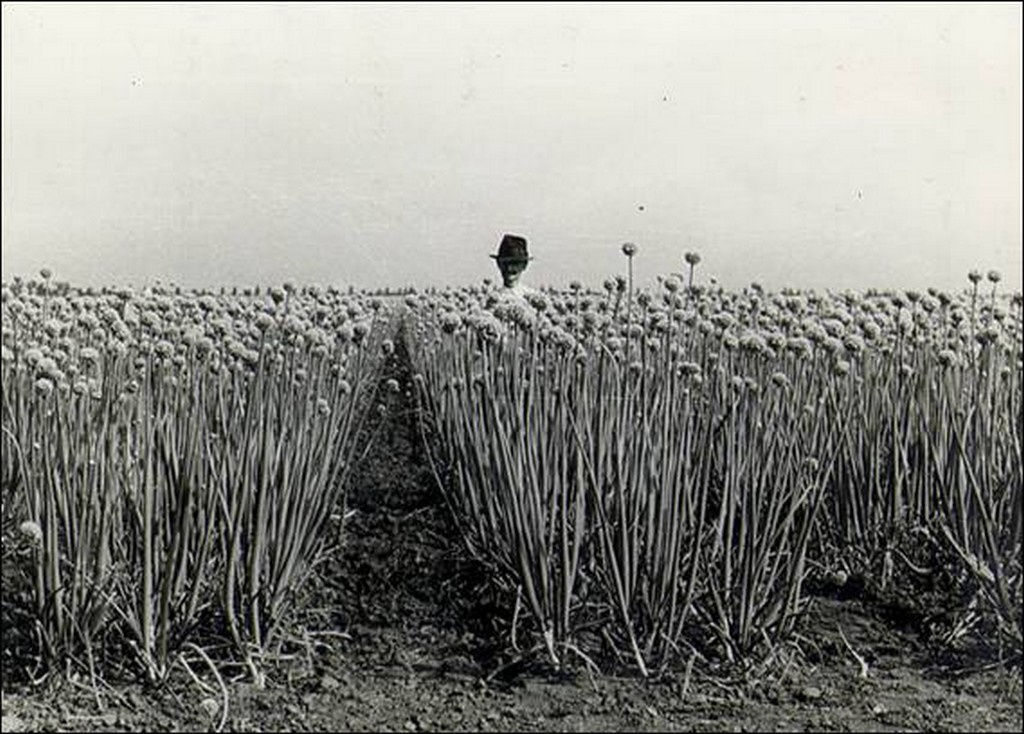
[408, 276, 841, 674]
[408, 259, 1022, 673]
[1, 275, 389, 682]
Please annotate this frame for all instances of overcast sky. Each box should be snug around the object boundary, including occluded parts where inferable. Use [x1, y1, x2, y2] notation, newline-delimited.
[2, 2, 1021, 292]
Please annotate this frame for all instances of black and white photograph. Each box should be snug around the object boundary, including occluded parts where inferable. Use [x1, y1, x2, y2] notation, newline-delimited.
[2, 2, 1021, 731]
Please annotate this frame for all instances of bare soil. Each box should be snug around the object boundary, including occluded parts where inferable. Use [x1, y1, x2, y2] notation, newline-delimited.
[2, 337, 1021, 733]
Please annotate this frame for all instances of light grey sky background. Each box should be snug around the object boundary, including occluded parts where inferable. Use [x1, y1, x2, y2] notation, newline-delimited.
[2, 2, 1021, 292]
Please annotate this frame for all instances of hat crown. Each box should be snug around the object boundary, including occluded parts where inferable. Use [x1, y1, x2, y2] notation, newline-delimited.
[494, 234, 530, 261]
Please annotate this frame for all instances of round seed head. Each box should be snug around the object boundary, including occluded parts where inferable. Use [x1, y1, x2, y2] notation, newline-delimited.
[19, 520, 43, 544]
[200, 698, 220, 719]
[938, 349, 959, 369]
[255, 312, 275, 331]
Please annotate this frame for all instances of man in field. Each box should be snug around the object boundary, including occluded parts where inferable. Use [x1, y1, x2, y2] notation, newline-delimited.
[489, 233, 541, 325]
[491, 233, 534, 296]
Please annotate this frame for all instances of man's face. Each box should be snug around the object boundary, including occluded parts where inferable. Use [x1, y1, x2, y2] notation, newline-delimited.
[497, 259, 527, 288]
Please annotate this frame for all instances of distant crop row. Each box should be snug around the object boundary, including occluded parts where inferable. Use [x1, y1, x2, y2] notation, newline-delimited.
[407, 253, 1022, 674]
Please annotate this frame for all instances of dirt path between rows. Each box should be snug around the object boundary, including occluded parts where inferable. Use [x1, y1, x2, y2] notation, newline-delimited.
[2, 325, 1021, 732]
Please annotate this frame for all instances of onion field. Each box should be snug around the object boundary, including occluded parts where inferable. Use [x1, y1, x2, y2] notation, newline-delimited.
[1, 256, 1021, 730]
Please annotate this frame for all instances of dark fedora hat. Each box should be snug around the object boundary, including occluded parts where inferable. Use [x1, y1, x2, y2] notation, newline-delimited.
[490, 234, 534, 263]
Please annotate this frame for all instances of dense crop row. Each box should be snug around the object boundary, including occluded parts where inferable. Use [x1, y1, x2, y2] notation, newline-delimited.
[1, 275, 390, 682]
[408, 256, 1022, 674]
[2, 260, 1020, 687]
